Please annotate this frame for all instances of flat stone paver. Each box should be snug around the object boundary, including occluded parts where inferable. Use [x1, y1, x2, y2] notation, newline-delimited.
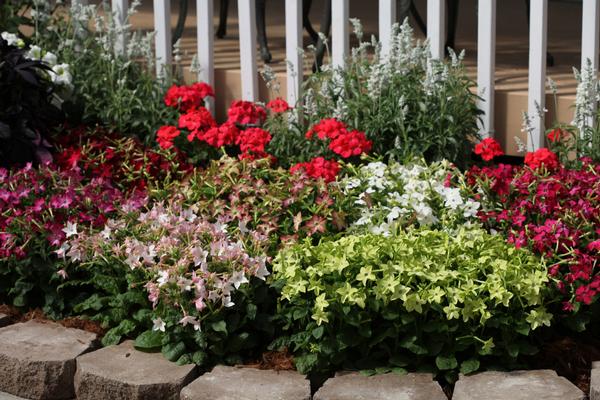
[0, 320, 97, 399]
[75, 340, 197, 400]
[313, 372, 446, 400]
[591, 361, 600, 400]
[0, 392, 27, 400]
[453, 370, 585, 400]
[0, 314, 10, 328]
[180, 366, 310, 400]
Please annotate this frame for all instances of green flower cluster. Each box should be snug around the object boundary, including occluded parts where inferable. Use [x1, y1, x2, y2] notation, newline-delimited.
[272, 227, 552, 380]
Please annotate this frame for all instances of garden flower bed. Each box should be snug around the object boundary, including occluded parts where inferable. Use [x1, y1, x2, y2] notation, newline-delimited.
[1, 1, 599, 397]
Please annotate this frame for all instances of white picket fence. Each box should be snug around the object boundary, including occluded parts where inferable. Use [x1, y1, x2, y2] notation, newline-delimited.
[92, 0, 600, 150]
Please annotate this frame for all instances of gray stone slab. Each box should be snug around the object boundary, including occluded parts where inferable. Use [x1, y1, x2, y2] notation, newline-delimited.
[0, 392, 27, 400]
[75, 340, 197, 400]
[0, 320, 97, 399]
[0, 314, 9, 328]
[313, 371, 446, 400]
[453, 370, 585, 400]
[180, 366, 310, 400]
[591, 366, 600, 400]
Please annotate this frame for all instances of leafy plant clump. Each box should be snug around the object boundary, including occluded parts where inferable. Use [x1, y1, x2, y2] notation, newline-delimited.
[271, 227, 552, 381]
[27, 1, 176, 142]
[264, 20, 481, 168]
[0, 32, 67, 166]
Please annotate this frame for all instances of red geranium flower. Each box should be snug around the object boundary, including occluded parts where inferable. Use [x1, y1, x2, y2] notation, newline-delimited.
[524, 148, 559, 170]
[474, 138, 504, 161]
[227, 100, 266, 125]
[200, 123, 239, 148]
[164, 82, 213, 112]
[266, 97, 291, 113]
[305, 118, 348, 140]
[328, 130, 372, 158]
[178, 107, 217, 141]
[156, 126, 181, 149]
[547, 128, 564, 143]
[236, 127, 272, 157]
[290, 157, 340, 183]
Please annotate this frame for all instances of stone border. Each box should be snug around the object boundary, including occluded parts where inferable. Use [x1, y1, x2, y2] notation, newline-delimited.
[591, 361, 600, 400]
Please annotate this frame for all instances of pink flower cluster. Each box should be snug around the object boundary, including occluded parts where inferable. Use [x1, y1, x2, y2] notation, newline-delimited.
[64, 197, 270, 331]
[466, 160, 600, 311]
[0, 163, 146, 260]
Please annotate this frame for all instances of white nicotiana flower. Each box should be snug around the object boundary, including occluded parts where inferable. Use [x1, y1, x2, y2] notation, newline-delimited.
[62, 221, 78, 238]
[42, 51, 58, 67]
[51, 63, 72, 86]
[1, 32, 24, 48]
[157, 270, 170, 287]
[152, 317, 166, 332]
[26, 45, 43, 60]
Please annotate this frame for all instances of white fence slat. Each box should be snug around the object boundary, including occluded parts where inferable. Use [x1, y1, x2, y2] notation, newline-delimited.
[379, 0, 396, 57]
[477, 0, 496, 137]
[197, 0, 214, 112]
[285, 0, 303, 105]
[581, 0, 600, 71]
[427, 0, 445, 59]
[527, 0, 548, 151]
[332, 0, 349, 68]
[238, 0, 259, 101]
[112, 0, 128, 55]
[153, 0, 172, 78]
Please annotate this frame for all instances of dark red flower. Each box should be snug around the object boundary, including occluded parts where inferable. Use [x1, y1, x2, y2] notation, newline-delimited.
[474, 138, 504, 161]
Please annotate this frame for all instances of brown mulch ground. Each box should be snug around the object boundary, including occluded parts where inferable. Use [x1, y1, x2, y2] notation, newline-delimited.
[528, 335, 600, 396]
[0, 306, 106, 337]
[242, 347, 295, 371]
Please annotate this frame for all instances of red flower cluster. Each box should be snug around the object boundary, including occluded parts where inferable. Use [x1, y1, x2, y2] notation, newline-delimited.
[524, 148, 559, 170]
[266, 98, 291, 113]
[329, 130, 372, 158]
[200, 123, 239, 148]
[178, 107, 217, 141]
[546, 128, 568, 143]
[164, 82, 214, 112]
[474, 138, 504, 161]
[305, 118, 371, 159]
[54, 127, 191, 190]
[235, 127, 272, 159]
[227, 100, 266, 125]
[290, 157, 341, 183]
[156, 125, 181, 149]
[305, 118, 348, 140]
[466, 160, 600, 311]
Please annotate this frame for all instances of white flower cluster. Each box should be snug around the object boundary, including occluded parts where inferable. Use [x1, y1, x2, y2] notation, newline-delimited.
[2, 31, 72, 88]
[341, 160, 480, 236]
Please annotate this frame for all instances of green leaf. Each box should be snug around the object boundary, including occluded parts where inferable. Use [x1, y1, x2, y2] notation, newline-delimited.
[191, 351, 208, 366]
[392, 367, 408, 376]
[459, 359, 480, 375]
[312, 325, 325, 339]
[359, 369, 376, 376]
[162, 342, 186, 362]
[211, 321, 227, 334]
[435, 354, 458, 371]
[294, 353, 319, 374]
[134, 330, 163, 349]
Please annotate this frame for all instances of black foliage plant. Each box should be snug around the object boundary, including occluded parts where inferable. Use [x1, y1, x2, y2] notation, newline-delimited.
[0, 36, 63, 167]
